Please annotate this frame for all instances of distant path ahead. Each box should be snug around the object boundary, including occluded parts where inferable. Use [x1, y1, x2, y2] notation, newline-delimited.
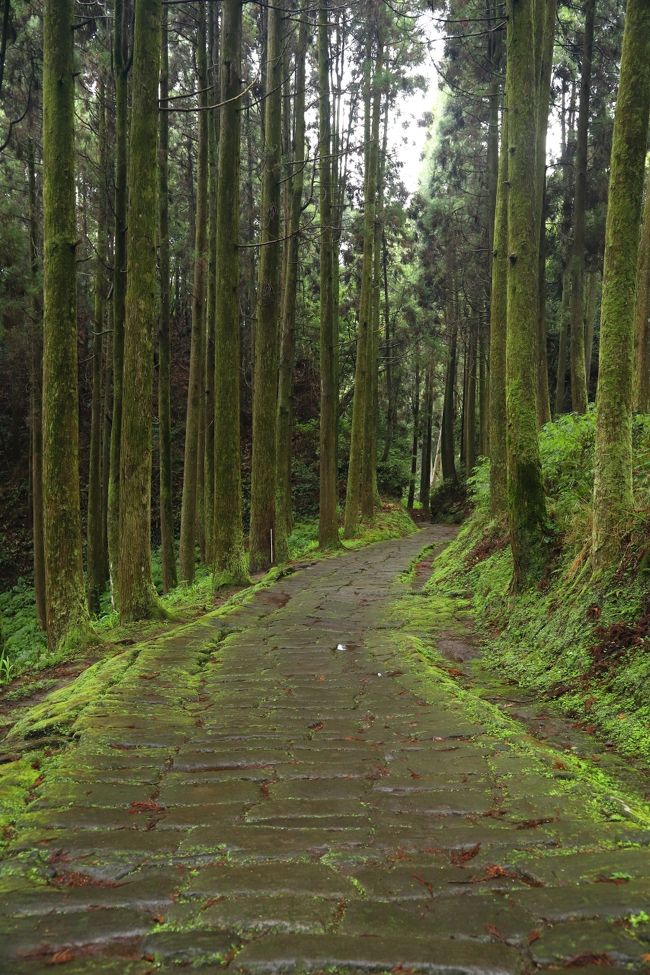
[2, 526, 649, 974]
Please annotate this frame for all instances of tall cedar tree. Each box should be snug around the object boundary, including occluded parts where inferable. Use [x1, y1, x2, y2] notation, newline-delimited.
[28, 137, 46, 630]
[344, 36, 383, 536]
[249, 0, 283, 572]
[213, 0, 248, 588]
[117, 0, 163, 620]
[319, 0, 339, 550]
[108, 0, 129, 597]
[158, 4, 177, 592]
[42, 0, 92, 649]
[568, 0, 596, 413]
[592, 0, 650, 568]
[275, 10, 308, 562]
[87, 79, 109, 614]
[179, 5, 209, 584]
[489, 109, 508, 515]
[505, 0, 548, 588]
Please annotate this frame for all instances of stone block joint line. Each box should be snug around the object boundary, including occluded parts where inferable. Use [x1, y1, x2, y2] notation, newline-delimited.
[1, 527, 649, 974]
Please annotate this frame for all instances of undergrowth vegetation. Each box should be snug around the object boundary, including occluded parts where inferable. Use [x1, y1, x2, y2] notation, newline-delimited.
[0, 503, 415, 686]
[428, 410, 650, 764]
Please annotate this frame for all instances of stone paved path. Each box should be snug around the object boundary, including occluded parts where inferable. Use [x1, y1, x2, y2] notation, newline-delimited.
[1, 527, 650, 974]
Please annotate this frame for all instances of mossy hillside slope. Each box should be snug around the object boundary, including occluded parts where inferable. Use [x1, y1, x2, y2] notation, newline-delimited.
[429, 410, 650, 763]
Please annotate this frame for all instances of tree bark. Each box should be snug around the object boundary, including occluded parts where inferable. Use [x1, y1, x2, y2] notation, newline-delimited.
[442, 316, 458, 485]
[490, 107, 508, 515]
[158, 4, 177, 592]
[344, 38, 382, 537]
[505, 0, 547, 588]
[633, 177, 650, 413]
[179, 5, 209, 583]
[108, 0, 129, 600]
[27, 136, 46, 631]
[318, 0, 339, 550]
[407, 346, 420, 510]
[87, 79, 108, 615]
[117, 0, 162, 621]
[569, 0, 596, 414]
[593, 0, 650, 569]
[249, 0, 283, 572]
[42, 0, 91, 649]
[419, 355, 433, 513]
[213, 0, 248, 588]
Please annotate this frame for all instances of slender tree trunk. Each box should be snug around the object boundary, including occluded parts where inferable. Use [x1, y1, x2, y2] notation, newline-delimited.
[584, 269, 600, 394]
[213, 0, 247, 588]
[463, 323, 477, 475]
[42, 0, 91, 649]
[633, 178, 650, 412]
[87, 80, 108, 615]
[100, 301, 112, 586]
[204, 3, 220, 565]
[593, 0, 650, 569]
[249, 0, 283, 572]
[505, 0, 547, 588]
[27, 138, 46, 631]
[275, 15, 307, 561]
[117, 0, 162, 621]
[555, 272, 570, 414]
[407, 346, 420, 509]
[442, 318, 458, 484]
[344, 39, 382, 537]
[490, 108, 508, 515]
[158, 4, 177, 592]
[569, 0, 595, 413]
[317, 0, 339, 550]
[108, 0, 129, 600]
[179, 5, 209, 583]
[419, 356, 433, 513]
[534, 0, 557, 425]
[381, 231, 395, 462]
[479, 322, 489, 455]
[536, 181, 552, 425]
[359, 46, 384, 522]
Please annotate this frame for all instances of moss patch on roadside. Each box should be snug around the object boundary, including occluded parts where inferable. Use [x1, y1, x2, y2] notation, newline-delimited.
[421, 411, 650, 765]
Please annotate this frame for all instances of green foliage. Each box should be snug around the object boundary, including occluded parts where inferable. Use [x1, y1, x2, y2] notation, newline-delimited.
[427, 414, 650, 763]
[377, 449, 411, 499]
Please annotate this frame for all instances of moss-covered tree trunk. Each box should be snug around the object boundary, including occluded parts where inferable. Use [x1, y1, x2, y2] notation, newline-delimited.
[569, 0, 595, 414]
[158, 4, 177, 592]
[179, 4, 209, 584]
[534, 0, 557, 426]
[87, 79, 109, 615]
[213, 0, 248, 588]
[593, 0, 650, 569]
[344, 40, 382, 537]
[117, 0, 162, 621]
[249, 0, 283, 572]
[204, 4, 220, 566]
[489, 108, 508, 515]
[28, 136, 47, 632]
[42, 0, 92, 650]
[505, 0, 547, 588]
[275, 11, 307, 562]
[359, 44, 384, 523]
[318, 0, 339, 550]
[633, 178, 650, 413]
[108, 0, 129, 601]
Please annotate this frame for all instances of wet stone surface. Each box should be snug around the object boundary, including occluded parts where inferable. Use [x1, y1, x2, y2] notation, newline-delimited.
[1, 526, 650, 973]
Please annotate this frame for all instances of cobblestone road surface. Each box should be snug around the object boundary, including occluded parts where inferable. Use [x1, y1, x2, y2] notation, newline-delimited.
[1, 527, 649, 974]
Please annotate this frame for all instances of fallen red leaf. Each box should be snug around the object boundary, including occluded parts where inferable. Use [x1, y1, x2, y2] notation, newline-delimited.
[450, 842, 481, 865]
[527, 929, 541, 945]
